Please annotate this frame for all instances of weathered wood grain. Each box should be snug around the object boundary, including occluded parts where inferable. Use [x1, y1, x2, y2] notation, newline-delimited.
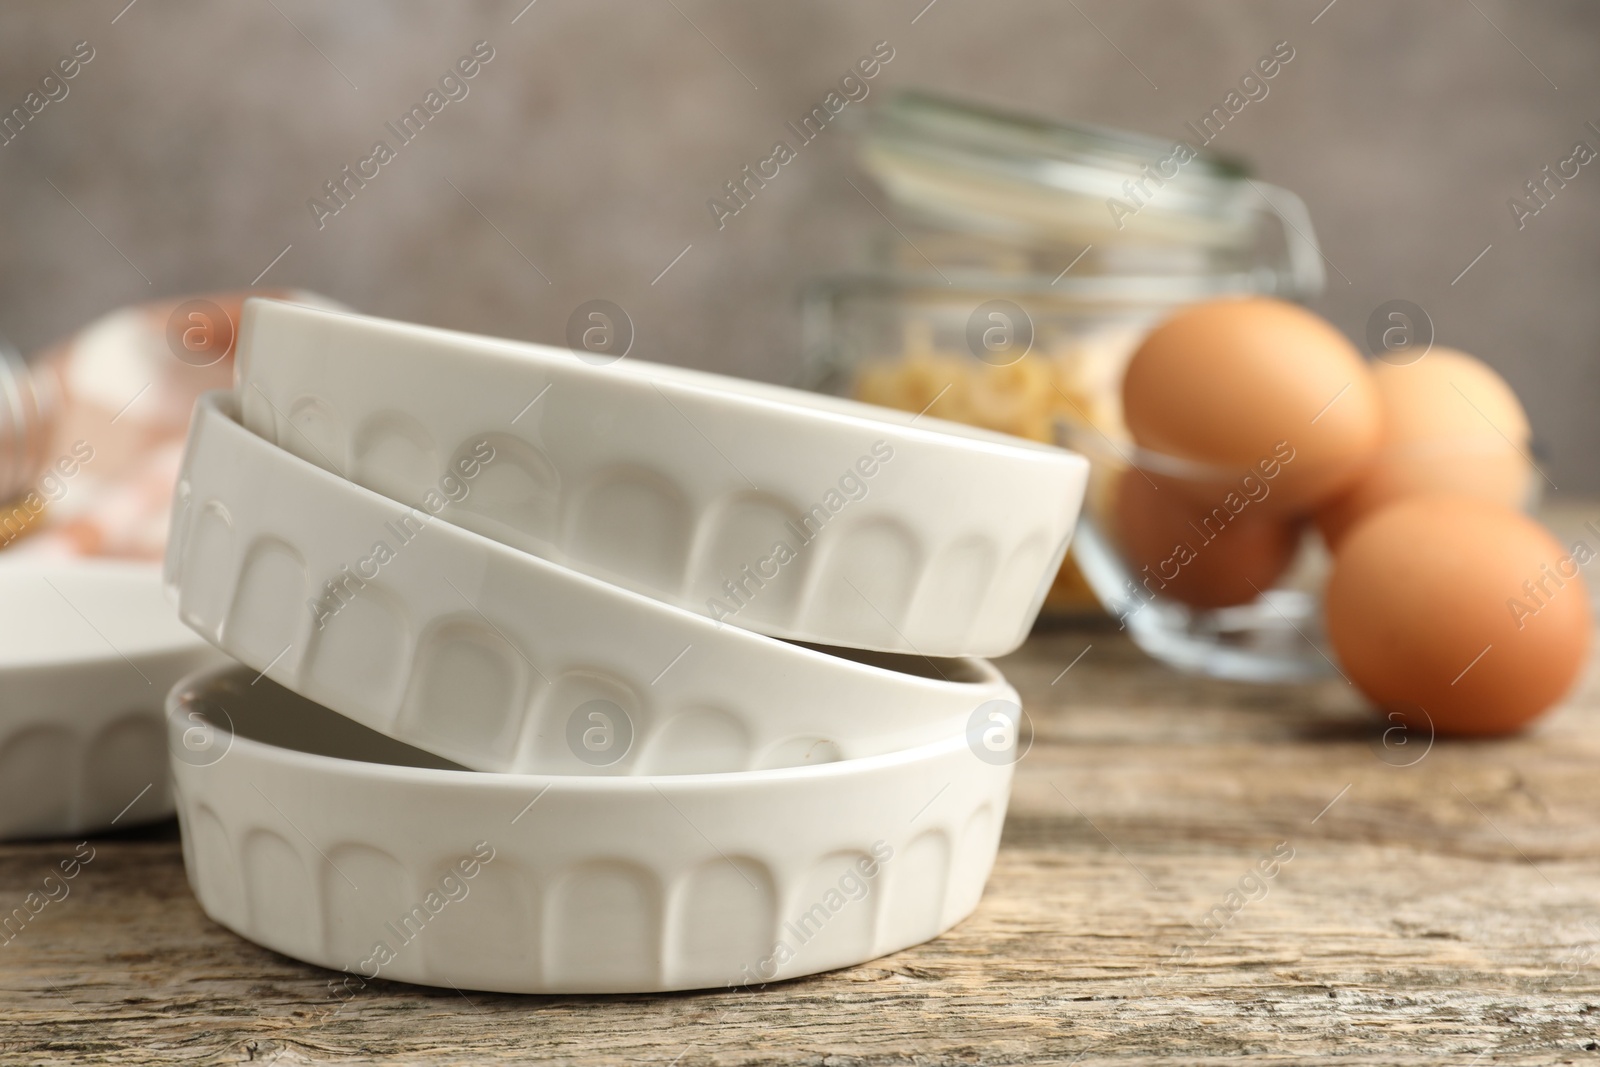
[4, 526, 1600, 1064]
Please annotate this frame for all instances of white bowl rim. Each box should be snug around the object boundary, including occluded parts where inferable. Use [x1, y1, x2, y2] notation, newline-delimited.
[243, 297, 1088, 468]
[170, 663, 994, 795]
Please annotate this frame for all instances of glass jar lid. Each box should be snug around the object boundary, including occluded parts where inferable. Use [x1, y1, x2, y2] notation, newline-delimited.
[857, 91, 1324, 298]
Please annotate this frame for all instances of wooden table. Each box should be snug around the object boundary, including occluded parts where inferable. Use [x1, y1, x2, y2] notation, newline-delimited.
[5, 537, 1600, 1063]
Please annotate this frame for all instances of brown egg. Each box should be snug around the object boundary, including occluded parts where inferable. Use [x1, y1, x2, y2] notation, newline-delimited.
[1317, 347, 1535, 546]
[1122, 297, 1381, 512]
[1325, 495, 1591, 736]
[1113, 467, 1302, 609]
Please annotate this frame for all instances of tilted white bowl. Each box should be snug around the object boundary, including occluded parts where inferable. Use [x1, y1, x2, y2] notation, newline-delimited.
[165, 392, 1018, 775]
[0, 559, 227, 840]
[234, 298, 1088, 657]
[168, 664, 1012, 994]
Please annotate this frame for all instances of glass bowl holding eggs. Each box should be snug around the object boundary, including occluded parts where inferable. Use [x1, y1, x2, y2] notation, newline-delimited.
[1064, 305, 1541, 683]
[806, 92, 1548, 691]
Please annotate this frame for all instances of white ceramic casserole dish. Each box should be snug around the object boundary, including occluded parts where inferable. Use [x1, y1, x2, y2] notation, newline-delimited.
[169, 664, 1013, 994]
[0, 559, 227, 839]
[165, 392, 1018, 775]
[235, 299, 1088, 657]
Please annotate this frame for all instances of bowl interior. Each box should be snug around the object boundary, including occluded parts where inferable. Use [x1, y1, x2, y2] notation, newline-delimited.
[174, 666, 464, 770]
[793, 643, 995, 683]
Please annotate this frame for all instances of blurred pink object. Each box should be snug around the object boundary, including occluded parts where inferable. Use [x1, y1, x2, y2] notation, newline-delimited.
[6, 289, 345, 560]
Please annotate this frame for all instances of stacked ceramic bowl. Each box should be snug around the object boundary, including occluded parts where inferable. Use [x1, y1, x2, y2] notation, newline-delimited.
[162, 299, 1088, 993]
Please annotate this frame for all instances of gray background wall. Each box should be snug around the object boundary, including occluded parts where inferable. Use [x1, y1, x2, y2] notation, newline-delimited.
[2, 1, 1597, 488]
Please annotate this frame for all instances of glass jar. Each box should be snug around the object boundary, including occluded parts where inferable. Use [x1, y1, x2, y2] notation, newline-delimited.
[805, 91, 1332, 678]
[0, 335, 57, 509]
